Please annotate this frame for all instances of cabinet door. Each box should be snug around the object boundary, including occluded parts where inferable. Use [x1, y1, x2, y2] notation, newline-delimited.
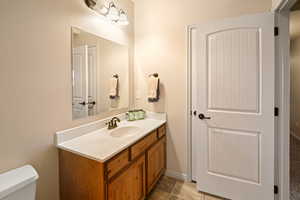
[147, 138, 166, 193]
[108, 155, 146, 200]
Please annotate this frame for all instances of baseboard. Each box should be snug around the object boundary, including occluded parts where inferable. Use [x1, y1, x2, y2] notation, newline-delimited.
[291, 131, 300, 141]
[165, 170, 187, 181]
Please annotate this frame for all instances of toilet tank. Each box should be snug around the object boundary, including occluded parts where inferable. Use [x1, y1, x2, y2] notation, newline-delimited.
[0, 165, 39, 200]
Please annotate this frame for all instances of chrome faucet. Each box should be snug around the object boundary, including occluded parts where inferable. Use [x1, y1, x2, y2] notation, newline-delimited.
[106, 117, 121, 130]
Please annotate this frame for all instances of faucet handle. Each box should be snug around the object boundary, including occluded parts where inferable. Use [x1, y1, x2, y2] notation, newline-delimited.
[112, 120, 118, 128]
[105, 121, 110, 125]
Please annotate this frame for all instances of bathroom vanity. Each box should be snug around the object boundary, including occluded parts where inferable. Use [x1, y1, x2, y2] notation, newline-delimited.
[55, 112, 166, 200]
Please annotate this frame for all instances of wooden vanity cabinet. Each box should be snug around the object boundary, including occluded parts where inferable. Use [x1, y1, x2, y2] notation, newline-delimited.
[59, 123, 166, 200]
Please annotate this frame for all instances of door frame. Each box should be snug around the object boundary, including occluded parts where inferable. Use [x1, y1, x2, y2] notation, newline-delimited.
[273, 1, 297, 200]
[186, 24, 196, 182]
[186, 2, 296, 199]
[274, 11, 290, 200]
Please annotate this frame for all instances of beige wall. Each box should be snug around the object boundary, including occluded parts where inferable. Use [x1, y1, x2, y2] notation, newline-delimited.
[0, 0, 134, 200]
[290, 10, 300, 137]
[134, 0, 272, 175]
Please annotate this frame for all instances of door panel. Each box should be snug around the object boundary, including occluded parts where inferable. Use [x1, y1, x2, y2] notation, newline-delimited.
[207, 28, 260, 113]
[108, 155, 146, 200]
[208, 128, 260, 183]
[192, 13, 275, 200]
[147, 138, 166, 193]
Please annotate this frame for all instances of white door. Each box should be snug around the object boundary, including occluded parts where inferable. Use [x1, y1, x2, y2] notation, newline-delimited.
[72, 45, 89, 119]
[191, 13, 275, 200]
[88, 46, 97, 115]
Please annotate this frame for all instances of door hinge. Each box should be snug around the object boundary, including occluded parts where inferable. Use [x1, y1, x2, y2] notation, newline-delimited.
[274, 185, 279, 194]
[275, 107, 279, 117]
[274, 27, 279, 36]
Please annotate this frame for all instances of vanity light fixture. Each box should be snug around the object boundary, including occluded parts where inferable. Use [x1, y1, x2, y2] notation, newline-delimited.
[84, 0, 129, 26]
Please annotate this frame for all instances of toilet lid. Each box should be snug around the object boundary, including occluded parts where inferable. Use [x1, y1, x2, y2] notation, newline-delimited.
[0, 165, 39, 199]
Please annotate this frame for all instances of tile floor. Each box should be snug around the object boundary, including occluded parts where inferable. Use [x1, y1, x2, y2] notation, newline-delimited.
[147, 176, 225, 200]
[290, 135, 300, 200]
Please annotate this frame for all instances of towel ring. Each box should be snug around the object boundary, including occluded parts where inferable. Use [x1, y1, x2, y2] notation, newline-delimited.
[113, 74, 119, 78]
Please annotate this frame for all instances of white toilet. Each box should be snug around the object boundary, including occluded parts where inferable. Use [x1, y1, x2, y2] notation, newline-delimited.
[0, 165, 39, 200]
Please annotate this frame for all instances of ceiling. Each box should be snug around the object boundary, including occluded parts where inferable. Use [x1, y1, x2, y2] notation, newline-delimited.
[292, 0, 300, 11]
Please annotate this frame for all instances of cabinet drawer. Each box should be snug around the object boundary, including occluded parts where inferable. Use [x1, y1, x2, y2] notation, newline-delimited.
[131, 131, 157, 159]
[158, 125, 166, 138]
[107, 149, 130, 179]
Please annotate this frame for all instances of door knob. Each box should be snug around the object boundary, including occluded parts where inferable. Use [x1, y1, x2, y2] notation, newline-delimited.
[88, 101, 96, 105]
[79, 101, 86, 106]
[198, 113, 211, 120]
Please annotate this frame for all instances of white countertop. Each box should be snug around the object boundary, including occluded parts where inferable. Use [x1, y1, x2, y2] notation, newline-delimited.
[55, 112, 166, 162]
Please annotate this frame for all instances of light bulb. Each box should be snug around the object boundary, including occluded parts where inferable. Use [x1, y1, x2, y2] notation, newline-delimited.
[106, 2, 119, 21]
[117, 10, 129, 26]
[99, 6, 108, 15]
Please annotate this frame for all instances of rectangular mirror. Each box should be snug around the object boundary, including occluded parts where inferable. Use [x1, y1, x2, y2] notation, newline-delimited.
[71, 27, 129, 120]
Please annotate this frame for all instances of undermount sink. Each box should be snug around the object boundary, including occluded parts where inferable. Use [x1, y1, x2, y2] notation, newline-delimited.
[110, 126, 141, 138]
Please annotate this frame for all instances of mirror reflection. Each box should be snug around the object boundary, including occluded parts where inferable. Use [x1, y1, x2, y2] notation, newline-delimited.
[71, 27, 129, 119]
